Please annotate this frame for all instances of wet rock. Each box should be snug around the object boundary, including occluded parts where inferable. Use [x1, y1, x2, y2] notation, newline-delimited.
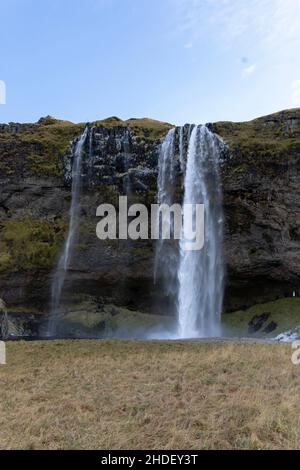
[263, 321, 277, 334]
[248, 313, 270, 333]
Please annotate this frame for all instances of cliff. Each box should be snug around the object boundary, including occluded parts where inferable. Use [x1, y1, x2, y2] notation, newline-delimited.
[212, 109, 300, 310]
[1, 109, 300, 335]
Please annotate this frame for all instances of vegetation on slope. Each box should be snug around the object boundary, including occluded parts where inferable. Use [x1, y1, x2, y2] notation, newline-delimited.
[213, 108, 300, 158]
[223, 298, 300, 338]
[1, 108, 298, 179]
[93, 116, 173, 140]
[0, 117, 83, 177]
[0, 115, 173, 178]
[0, 218, 66, 272]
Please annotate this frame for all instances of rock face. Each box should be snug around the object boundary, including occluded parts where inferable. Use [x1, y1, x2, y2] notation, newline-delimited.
[212, 109, 300, 310]
[0, 116, 172, 328]
[1, 110, 300, 333]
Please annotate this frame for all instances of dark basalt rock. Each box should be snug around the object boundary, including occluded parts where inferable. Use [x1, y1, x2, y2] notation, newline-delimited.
[248, 312, 270, 333]
[263, 321, 278, 334]
[1, 110, 300, 331]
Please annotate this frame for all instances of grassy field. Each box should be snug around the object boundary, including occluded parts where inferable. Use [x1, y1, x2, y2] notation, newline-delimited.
[0, 340, 299, 450]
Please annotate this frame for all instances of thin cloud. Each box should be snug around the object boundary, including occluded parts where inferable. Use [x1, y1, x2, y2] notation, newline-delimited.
[172, 0, 300, 50]
[242, 64, 256, 78]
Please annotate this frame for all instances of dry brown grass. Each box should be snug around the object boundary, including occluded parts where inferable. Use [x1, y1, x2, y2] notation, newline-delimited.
[0, 340, 299, 450]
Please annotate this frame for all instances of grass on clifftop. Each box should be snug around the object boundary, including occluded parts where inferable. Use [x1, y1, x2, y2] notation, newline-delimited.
[93, 116, 173, 140]
[0, 115, 173, 178]
[213, 108, 300, 154]
[0, 340, 299, 450]
[0, 116, 83, 177]
[1, 108, 299, 178]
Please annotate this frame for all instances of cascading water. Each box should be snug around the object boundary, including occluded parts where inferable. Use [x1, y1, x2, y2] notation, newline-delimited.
[122, 129, 132, 196]
[154, 128, 179, 304]
[155, 124, 224, 338]
[177, 125, 224, 338]
[87, 126, 95, 183]
[48, 127, 88, 336]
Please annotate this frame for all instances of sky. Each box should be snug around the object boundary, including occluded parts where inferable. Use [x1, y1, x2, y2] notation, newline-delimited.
[0, 0, 300, 125]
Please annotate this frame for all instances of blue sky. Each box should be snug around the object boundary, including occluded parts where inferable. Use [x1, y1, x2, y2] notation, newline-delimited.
[0, 0, 300, 125]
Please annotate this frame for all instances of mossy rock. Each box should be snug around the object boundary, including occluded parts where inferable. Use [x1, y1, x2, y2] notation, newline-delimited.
[0, 217, 67, 273]
[222, 298, 300, 338]
[57, 302, 175, 338]
[0, 117, 84, 178]
[213, 108, 300, 159]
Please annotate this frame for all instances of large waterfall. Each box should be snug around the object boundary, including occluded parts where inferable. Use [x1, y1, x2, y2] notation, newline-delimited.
[156, 124, 224, 338]
[178, 125, 224, 337]
[48, 127, 88, 336]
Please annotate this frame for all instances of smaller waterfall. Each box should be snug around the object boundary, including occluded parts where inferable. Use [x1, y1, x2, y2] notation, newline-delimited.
[48, 127, 88, 335]
[122, 129, 132, 196]
[87, 126, 95, 183]
[154, 128, 178, 302]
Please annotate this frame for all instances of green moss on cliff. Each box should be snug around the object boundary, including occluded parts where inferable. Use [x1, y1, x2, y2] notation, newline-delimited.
[0, 117, 83, 178]
[30, 116, 84, 155]
[23, 118, 84, 176]
[0, 218, 67, 273]
[213, 108, 300, 155]
[222, 298, 300, 338]
[61, 303, 174, 337]
[126, 118, 174, 140]
[0, 115, 172, 179]
[1, 108, 299, 182]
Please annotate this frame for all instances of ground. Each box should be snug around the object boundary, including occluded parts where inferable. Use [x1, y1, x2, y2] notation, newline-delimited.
[0, 340, 299, 450]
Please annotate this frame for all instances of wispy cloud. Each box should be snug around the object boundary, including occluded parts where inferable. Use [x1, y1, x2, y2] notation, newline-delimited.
[242, 64, 256, 78]
[172, 0, 300, 50]
[291, 80, 300, 107]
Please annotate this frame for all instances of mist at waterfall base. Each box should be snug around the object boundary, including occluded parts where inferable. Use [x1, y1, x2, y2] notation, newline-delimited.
[47, 124, 224, 340]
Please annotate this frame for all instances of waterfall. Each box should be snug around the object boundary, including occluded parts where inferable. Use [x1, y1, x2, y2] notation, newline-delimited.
[155, 124, 224, 338]
[154, 128, 179, 305]
[177, 125, 224, 338]
[48, 127, 88, 335]
[122, 129, 132, 195]
[87, 126, 95, 183]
